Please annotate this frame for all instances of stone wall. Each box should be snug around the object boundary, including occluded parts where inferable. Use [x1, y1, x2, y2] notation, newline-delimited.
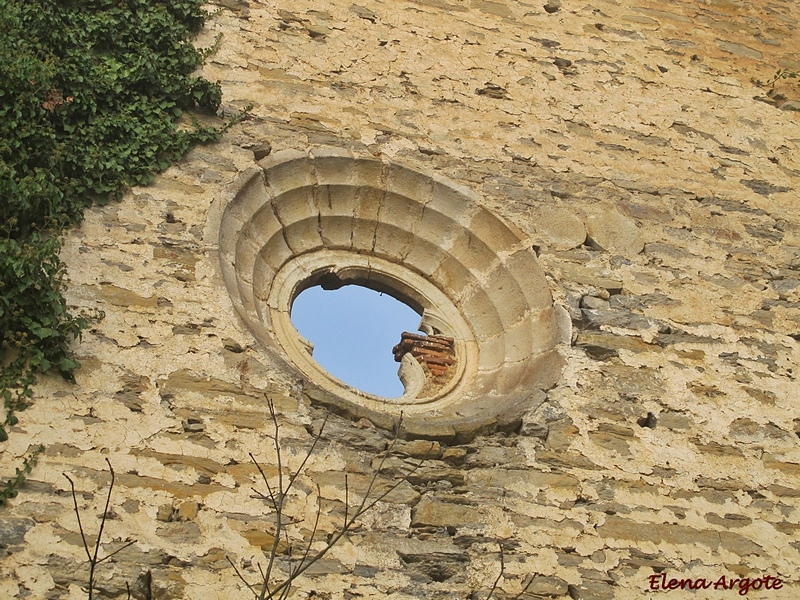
[1, 0, 799, 598]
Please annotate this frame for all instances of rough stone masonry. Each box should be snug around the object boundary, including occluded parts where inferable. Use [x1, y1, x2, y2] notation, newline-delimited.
[1, 0, 799, 598]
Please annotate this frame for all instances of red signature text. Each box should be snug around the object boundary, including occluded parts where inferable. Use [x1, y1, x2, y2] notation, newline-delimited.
[648, 572, 783, 596]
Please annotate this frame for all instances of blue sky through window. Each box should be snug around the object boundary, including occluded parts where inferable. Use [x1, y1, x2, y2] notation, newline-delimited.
[290, 285, 422, 398]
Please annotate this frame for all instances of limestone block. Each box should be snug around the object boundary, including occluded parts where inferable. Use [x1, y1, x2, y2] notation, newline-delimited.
[444, 228, 498, 277]
[498, 318, 534, 363]
[232, 230, 262, 284]
[373, 221, 416, 258]
[527, 307, 568, 354]
[530, 205, 587, 250]
[460, 287, 504, 341]
[269, 186, 318, 247]
[488, 359, 531, 395]
[430, 253, 478, 300]
[480, 266, 530, 328]
[503, 249, 555, 310]
[426, 177, 478, 228]
[350, 186, 385, 251]
[377, 191, 426, 230]
[402, 237, 449, 279]
[282, 217, 326, 255]
[246, 204, 288, 247]
[385, 162, 435, 202]
[259, 149, 314, 195]
[307, 145, 358, 186]
[316, 185, 358, 247]
[411, 495, 482, 528]
[583, 204, 644, 255]
[477, 333, 505, 372]
[467, 208, 527, 255]
[254, 232, 293, 272]
[218, 167, 268, 230]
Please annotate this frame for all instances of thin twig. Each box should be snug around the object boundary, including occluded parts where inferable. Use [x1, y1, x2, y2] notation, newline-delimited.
[260, 399, 284, 600]
[293, 483, 323, 582]
[264, 416, 432, 598]
[95, 539, 137, 564]
[63, 459, 137, 600]
[144, 570, 153, 600]
[283, 412, 329, 497]
[486, 543, 504, 600]
[278, 528, 294, 600]
[512, 575, 535, 600]
[343, 474, 350, 530]
[88, 458, 116, 597]
[226, 555, 257, 597]
[237, 409, 431, 599]
[250, 454, 277, 510]
[64, 474, 92, 563]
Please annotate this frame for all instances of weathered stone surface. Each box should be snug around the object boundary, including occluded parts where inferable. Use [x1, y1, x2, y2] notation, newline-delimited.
[575, 330, 656, 358]
[598, 516, 765, 556]
[411, 496, 483, 528]
[466, 468, 580, 493]
[545, 418, 579, 450]
[567, 580, 616, 600]
[583, 206, 644, 256]
[556, 263, 625, 293]
[525, 575, 569, 596]
[3, 0, 800, 598]
[581, 308, 668, 332]
[706, 512, 752, 528]
[530, 206, 587, 250]
[0, 518, 35, 549]
[95, 283, 158, 307]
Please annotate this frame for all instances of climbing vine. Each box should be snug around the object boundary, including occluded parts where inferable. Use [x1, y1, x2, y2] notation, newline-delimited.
[0, 0, 226, 504]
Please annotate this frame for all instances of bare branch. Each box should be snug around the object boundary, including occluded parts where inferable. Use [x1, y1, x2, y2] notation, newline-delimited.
[63, 473, 92, 563]
[292, 483, 323, 583]
[284, 412, 329, 498]
[343, 474, 350, 530]
[64, 459, 137, 600]
[246, 410, 431, 600]
[226, 555, 257, 597]
[95, 539, 137, 564]
[278, 527, 295, 600]
[345, 415, 432, 523]
[260, 398, 285, 600]
[250, 487, 273, 504]
[249, 454, 278, 511]
[486, 543, 505, 600]
[356, 450, 429, 517]
[265, 416, 427, 597]
[512, 575, 535, 600]
[93, 458, 116, 567]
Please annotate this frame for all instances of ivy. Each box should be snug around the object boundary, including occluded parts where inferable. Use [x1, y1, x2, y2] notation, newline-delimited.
[754, 67, 799, 89]
[1, 0, 227, 502]
[0, 445, 43, 506]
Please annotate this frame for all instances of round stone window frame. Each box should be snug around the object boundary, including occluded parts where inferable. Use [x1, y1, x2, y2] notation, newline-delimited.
[208, 146, 567, 440]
